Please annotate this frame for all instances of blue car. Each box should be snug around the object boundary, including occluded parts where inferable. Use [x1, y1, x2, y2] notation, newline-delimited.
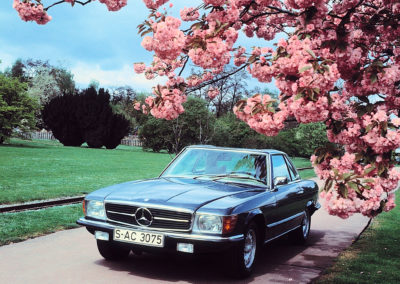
[77, 145, 320, 278]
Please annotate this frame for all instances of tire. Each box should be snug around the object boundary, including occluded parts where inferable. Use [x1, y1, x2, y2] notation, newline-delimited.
[289, 209, 311, 245]
[96, 240, 130, 261]
[229, 221, 259, 278]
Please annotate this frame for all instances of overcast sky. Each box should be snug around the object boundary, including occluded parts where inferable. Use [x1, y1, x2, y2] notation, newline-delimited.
[0, 0, 277, 93]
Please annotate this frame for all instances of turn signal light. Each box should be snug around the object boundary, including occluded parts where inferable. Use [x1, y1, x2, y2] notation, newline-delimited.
[82, 200, 86, 215]
[222, 215, 238, 234]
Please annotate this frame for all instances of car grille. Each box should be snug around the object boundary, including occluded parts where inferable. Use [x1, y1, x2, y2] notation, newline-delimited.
[105, 203, 192, 231]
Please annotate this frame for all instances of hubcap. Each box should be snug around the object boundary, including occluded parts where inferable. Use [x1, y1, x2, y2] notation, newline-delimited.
[302, 212, 310, 238]
[244, 228, 256, 269]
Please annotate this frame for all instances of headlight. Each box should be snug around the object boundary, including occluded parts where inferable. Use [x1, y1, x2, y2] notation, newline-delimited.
[86, 200, 106, 220]
[193, 214, 238, 234]
[196, 215, 223, 233]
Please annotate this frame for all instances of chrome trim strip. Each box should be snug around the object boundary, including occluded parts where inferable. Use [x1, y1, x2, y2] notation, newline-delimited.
[264, 225, 302, 244]
[107, 210, 134, 216]
[153, 217, 189, 223]
[105, 200, 194, 214]
[266, 211, 305, 228]
[77, 218, 243, 242]
[107, 218, 191, 232]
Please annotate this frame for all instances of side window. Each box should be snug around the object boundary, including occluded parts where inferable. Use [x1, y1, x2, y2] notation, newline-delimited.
[271, 155, 291, 181]
[285, 156, 300, 180]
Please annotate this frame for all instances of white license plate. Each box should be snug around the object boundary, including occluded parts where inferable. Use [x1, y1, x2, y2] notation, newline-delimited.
[113, 228, 164, 247]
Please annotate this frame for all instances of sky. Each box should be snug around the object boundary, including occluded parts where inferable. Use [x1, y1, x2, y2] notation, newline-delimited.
[0, 0, 277, 93]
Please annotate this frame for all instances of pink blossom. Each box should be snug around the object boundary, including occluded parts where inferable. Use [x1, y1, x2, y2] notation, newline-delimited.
[13, 0, 52, 24]
[133, 63, 146, 74]
[207, 87, 219, 100]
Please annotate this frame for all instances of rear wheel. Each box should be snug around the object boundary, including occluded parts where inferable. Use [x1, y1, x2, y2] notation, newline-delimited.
[97, 240, 130, 260]
[229, 221, 258, 278]
[289, 209, 311, 244]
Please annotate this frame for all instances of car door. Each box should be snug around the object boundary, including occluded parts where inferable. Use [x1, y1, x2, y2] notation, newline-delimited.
[268, 154, 303, 237]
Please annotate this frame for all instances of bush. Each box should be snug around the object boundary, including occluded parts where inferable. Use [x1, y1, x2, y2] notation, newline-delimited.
[42, 94, 84, 146]
[42, 87, 130, 149]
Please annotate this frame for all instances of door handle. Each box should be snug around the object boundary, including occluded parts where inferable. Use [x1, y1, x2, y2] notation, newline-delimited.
[297, 188, 304, 194]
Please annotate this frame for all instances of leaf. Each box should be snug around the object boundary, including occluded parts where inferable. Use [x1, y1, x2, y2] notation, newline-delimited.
[370, 72, 378, 84]
[307, 49, 317, 59]
[342, 172, 352, 180]
[299, 65, 313, 73]
[338, 184, 348, 198]
[364, 166, 376, 175]
[347, 181, 358, 190]
[324, 178, 333, 191]
[295, 93, 303, 100]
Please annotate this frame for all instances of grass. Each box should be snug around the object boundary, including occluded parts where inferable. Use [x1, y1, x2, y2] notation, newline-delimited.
[0, 139, 316, 204]
[316, 193, 400, 284]
[0, 204, 82, 246]
[0, 139, 172, 204]
[291, 157, 316, 180]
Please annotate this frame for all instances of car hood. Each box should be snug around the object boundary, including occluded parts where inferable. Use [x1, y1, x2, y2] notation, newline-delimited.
[92, 177, 266, 212]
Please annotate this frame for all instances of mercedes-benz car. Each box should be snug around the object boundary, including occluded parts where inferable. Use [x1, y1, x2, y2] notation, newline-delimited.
[77, 145, 320, 278]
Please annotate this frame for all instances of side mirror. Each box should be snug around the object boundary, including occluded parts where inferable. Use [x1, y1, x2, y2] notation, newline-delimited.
[274, 176, 288, 187]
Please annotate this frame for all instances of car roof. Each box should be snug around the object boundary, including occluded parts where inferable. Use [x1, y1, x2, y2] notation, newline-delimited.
[186, 145, 286, 155]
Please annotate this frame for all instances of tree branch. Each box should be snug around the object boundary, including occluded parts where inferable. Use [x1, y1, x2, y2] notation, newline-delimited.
[45, 0, 93, 11]
[186, 64, 249, 94]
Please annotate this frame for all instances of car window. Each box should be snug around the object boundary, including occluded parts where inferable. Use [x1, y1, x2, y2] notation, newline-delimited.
[162, 148, 268, 182]
[271, 155, 291, 181]
[285, 156, 300, 180]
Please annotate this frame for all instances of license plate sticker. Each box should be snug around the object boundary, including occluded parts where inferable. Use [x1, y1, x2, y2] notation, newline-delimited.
[113, 228, 164, 247]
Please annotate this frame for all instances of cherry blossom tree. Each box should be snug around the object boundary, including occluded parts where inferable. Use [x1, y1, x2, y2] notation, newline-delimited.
[13, 0, 400, 218]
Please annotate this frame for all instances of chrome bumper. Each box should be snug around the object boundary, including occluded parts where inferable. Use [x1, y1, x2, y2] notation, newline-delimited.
[77, 217, 244, 243]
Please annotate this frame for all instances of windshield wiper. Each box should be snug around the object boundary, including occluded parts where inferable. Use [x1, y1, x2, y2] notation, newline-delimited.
[209, 174, 266, 184]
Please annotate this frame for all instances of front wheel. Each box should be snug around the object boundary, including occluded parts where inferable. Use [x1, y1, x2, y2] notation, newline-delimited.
[289, 209, 311, 244]
[97, 240, 130, 261]
[229, 221, 258, 278]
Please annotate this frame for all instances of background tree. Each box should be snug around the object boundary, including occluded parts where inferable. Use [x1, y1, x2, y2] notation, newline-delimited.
[42, 87, 130, 149]
[140, 97, 214, 153]
[0, 73, 37, 144]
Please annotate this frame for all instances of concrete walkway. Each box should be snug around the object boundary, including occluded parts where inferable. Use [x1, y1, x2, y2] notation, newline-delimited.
[0, 179, 370, 284]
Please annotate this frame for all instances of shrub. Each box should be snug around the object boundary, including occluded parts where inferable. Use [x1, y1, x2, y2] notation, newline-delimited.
[42, 87, 130, 149]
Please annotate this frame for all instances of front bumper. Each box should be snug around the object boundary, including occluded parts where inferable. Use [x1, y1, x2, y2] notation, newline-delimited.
[77, 217, 244, 254]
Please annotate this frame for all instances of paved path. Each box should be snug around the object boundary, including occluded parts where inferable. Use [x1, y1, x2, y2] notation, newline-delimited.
[0, 180, 370, 284]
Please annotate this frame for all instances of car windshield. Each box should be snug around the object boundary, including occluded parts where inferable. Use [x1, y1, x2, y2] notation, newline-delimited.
[161, 148, 268, 185]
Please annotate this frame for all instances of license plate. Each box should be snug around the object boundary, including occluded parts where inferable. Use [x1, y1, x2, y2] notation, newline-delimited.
[113, 228, 164, 247]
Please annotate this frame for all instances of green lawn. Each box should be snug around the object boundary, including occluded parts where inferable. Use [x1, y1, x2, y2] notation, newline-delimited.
[316, 193, 400, 283]
[0, 204, 82, 246]
[0, 139, 172, 204]
[0, 139, 316, 204]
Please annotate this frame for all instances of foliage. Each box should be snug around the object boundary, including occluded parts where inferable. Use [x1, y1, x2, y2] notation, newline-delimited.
[14, 0, 400, 217]
[0, 74, 37, 144]
[211, 113, 328, 158]
[42, 94, 84, 146]
[140, 97, 214, 153]
[294, 123, 330, 157]
[42, 87, 130, 149]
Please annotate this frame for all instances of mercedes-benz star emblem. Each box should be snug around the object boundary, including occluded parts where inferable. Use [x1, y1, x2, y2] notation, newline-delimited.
[134, 207, 153, 226]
